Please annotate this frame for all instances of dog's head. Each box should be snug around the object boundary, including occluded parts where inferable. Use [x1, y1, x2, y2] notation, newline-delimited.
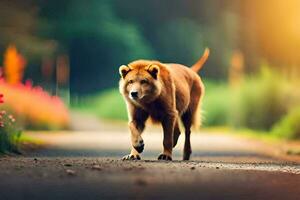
[119, 62, 162, 105]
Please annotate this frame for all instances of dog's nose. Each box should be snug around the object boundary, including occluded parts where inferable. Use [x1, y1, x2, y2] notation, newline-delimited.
[130, 91, 138, 99]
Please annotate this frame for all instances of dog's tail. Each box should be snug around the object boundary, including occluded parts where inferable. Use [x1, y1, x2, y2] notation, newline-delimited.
[191, 48, 210, 72]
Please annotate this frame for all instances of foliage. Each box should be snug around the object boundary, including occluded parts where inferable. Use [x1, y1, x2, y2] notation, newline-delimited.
[0, 79, 69, 130]
[201, 80, 231, 127]
[73, 89, 127, 121]
[1, 0, 300, 94]
[0, 94, 22, 154]
[41, 0, 154, 94]
[230, 67, 289, 130]
[155, 19, 206, 65]
[272, 107, 300, 139]
[35, 0, 237, 93]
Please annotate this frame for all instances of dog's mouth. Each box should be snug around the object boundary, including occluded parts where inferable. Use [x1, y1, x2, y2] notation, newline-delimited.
[129, 95, 139, 100]
[128, 93, 156, 104]
[129, 94, 147, 102]
[129, 96, 143, 103]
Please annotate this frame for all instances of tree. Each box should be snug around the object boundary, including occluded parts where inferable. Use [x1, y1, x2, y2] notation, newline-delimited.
[39, 0, 154, 94]
[3, 45, 26, 84]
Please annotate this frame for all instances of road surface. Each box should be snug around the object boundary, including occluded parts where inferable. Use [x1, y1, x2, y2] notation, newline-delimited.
[0, 116, 300, 200]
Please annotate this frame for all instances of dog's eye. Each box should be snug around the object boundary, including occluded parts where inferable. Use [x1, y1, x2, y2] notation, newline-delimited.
[140, 79, 148, 84]
[128, 80, 134, 84]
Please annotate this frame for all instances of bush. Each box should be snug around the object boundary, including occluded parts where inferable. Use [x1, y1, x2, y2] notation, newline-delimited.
[0, 94, 22, 154]
[202, 80, 231, 127]
[91, 89, 127, 121]
[0, 79, 69, 130]
[230, 67, 289, 130]
[0, 111, 21, 153]
[73, 89, 127, 121]
[272, 107, 300, 139]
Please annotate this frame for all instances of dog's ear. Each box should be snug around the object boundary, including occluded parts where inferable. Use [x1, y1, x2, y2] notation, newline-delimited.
[146, 64, 160, 79]
[119, 65, 131, 78]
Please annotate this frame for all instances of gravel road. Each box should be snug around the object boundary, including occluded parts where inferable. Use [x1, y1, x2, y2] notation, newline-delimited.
[0, 119, 300, 200]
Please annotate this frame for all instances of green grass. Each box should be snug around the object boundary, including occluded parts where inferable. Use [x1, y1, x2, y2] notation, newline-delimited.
[202, 126, 282, 142]
[272, 106, 300, 139]
[72, 89, 128, 121]
[0, 114, 22, 154]
[202, 80, 231, 127]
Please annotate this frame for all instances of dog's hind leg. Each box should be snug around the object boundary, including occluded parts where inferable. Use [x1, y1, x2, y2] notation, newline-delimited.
[181, 111, 192, 160]
[173, 121, 181, 147]
[181, 81, 202, 160]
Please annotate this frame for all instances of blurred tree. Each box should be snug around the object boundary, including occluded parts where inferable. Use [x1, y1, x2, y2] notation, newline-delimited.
[229, 50, 244, 87]
[155, 19, 206, 66]
[113, 0, 239, 78]
[1, 0, 299, 94]
[0, 0, 57, 60]
[39, 0, 154, 94]
[3, 45, 27, 84]
[0, 0, 58, 89]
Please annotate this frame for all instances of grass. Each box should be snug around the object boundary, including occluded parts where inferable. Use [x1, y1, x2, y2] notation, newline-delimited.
[0, 112, 22, 154]
[203, 127, 300, 157]
[202, 126, 281, 142]
[0, 133, 44, 155]
[272, 106, 300, 139]
[201, 80, 231, 127]
[72, 89, 128, 121]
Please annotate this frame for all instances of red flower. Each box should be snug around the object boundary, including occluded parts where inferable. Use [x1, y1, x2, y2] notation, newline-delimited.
[0, 94, 3, 104]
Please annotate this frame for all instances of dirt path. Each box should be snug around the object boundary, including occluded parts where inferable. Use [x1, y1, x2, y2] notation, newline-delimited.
[1, 114, 300, 200]
[1, 156, 300, 200]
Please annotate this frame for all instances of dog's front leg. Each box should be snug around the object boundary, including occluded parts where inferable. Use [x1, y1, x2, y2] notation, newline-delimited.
[130, 121, 145, 152]
[122, 121, 145, 160]
[158, 114, 176, 161]
[123, 119, 147, 160]
[122, 104, 149, 160]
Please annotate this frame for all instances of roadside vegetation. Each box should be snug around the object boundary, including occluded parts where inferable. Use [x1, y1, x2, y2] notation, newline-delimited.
[0, 45, 69, 130]
[73, 89, 127, 121]
[0, 94, 22, 154]
[0, 45, 70, 154]
[0, 80, 69, 130]
[72, 66, 300, 140]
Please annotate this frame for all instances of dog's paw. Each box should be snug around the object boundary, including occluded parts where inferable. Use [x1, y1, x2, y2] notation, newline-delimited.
[133, 139, 144, 153]
[158, 154, 172, 161]
[122, 154, 141, 161]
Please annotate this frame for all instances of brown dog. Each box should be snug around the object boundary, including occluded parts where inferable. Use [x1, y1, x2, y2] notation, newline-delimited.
[119, 48, 209, 161]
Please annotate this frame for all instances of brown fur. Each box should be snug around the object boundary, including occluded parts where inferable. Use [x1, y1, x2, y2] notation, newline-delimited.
[119, 48, 209, 161]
